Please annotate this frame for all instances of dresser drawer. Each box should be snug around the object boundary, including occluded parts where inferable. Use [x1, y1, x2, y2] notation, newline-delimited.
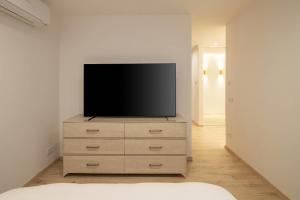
[64, 139, 124, 155]
[64, 156, 124, 174]
[125, 123, 186, 138]
[125, 139, 186, 155]
[125, 156, 186, 174]
[64, 122, 124, 138]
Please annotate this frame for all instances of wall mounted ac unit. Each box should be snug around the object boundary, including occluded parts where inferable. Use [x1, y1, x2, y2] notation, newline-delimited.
[0, 0, 50, 26]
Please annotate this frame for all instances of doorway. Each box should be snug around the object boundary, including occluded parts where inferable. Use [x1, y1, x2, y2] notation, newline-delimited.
[192, 46, 225, 126]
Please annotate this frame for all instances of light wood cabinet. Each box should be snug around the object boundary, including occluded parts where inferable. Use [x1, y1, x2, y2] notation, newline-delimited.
[125, 123, 186, 138]
[64, 139, 124, 155]
[64, 122, 124, 138]
[125, 139, 186, 155]
[64, 156, 124, 174]
[63, 115, 187, 176]
[125, 156, 186, 174]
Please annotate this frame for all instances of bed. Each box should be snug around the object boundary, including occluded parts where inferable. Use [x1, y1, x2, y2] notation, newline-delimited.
[0, 183, 237, 200]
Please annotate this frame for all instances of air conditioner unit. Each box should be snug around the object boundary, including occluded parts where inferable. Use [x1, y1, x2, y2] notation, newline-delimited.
[0, 0, 50, 26]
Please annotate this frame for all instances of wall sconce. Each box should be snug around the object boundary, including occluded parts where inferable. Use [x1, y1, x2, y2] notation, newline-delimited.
[203, 61, 208, 76]
[219, 69, 224, 75]
[203, 65, 208, 85]
[218, 60, 224, 76]
[218, 61, 225, 84]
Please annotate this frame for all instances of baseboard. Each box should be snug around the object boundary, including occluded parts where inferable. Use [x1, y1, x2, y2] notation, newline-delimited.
[186, 156, 193, 162]
[192, 121, 203, 127]
[192, 121, 199, 126]
[225, 146, 290, 200]
[24, 158, 59, 187]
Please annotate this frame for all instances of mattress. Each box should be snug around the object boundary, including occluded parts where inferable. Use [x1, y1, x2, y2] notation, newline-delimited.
[0, 183, 237, 200]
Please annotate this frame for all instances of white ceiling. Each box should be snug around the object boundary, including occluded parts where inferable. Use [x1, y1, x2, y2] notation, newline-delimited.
[46, 0, 255, 46]
[47, 0, 254, 24]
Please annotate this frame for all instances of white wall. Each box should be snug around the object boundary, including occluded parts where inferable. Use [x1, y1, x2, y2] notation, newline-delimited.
[0, 11, 59, 192]
[192, 24, 226, 47]
[192, 46, 225, 125]
[59, 15, 192, 156]
[203, 49, 225, 115]
[226, 0, 300, 199]
[192, 46, 203, 125]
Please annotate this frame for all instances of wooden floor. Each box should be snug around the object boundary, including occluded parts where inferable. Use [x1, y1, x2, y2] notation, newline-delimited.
[203, 114, 225, 126]
[26, 125, 288, 200]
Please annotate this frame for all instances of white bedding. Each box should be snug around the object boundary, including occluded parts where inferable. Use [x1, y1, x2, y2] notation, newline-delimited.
[0, 183, 236, 200]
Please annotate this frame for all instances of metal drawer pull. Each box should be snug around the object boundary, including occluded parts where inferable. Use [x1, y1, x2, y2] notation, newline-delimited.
[149, 163, 163, 168]
[86, 129, 100, 134]
[86, 146, 100, 149]
[86, 163, 99, 167]
[149, 129, 163, 134]
[149, 146, 163, 151]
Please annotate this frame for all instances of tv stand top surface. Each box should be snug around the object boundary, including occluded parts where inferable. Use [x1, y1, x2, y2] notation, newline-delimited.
[64, 114, 186, 123]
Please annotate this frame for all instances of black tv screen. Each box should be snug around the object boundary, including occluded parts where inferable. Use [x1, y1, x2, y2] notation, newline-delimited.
[84, 63, 176, 117]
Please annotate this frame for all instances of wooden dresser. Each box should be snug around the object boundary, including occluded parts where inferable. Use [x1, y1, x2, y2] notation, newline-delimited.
[63, 115, 187, 176]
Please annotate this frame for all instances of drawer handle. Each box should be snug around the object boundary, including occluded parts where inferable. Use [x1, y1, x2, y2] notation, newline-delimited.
[149, 129, 163, 134]
[86, 163, 100, 167]
[86, 146, 100, 150]
[149, 146, 163, 151]
[149, 163, 163, 168]
[86, 129, 100, 134]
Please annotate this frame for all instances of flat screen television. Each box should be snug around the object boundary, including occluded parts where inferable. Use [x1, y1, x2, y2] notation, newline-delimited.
[84, 63, 176, 117]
